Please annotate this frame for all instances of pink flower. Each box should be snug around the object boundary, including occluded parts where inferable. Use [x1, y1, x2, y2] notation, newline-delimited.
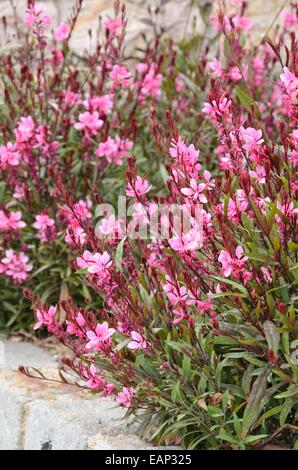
[85, 365, 106, 390]
[24, 3, 52, 32]
[0, 142, 20, 170]
[203, 170, 215, 190]
[54, 22, 70, 41]
[275, 201, 298, 223]
[261, 267, 272, 283]
[77, 250, 95, 269]
[109, 65, 131, 89]
[74, 112, 103, 135]
[15, 116, 35, 142]
[83, 95, 113, 115]
[228, 66, 242, 82]
[48, 48, 64, 66]
[127, 331, 147, 350]
[218, 246, 248, 278]
[181, 178, 207, 203]
[170, 137, 200, 164]
[77, 250, 113, 281]
[86, 322, 115, 350]
[208, 59, 224, 79]
[249, 165, 266, 184]
[290, 150, 298, 167]
[13, 185, 26, 200]
[291, 129, 298, 143]
[209, 14, 231, 33]
[25, 2, 46, 21]
[240, 127, 264, 153]
[33, 213, 54, 231]
[218, 250, 233, 277]
[140, 69, 162, 98]
[116, 387, 135, 408]
[232, 15, 253, 31]
[104, 384, 116, 396]
[169, 137, 201, 178]
[169, 226, 204, 252]
[76, 312, 86, 327]
[282, 11, 298, 30]
[163, 280, 188, 305]
[136, 62, 149, 74]
[175, 76, 185, 92]
[197, 298, 214, 315]
[126, 176, 151, 197]
[97, 215, 124, 238]
[72, 199, 92, 220]
[280, 67, 298, 90]
[103, 17, 123, 35]
[65, 226, 86, 247]
[1, 249, 32, 283]
[33, 213, 57, 242]
[0, 210, 26, 232]
[96, 137, 117, 158]
[63, 91, 81, 108]
[87, 252, 113, 274]
[221, 191, 249, 223]
[130, 202, 149, 226]
[202, 96, 232, 122]
[34, 305, 57, 330]
[96, 136, 132, 165]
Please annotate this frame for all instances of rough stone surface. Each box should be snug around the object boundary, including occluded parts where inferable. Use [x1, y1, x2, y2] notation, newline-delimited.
[0, 339, 57, 370]
[88, 433, 181, 450]
[0, 1, 287, 56]
[23, 397, 135, 450]
[88, 433, 155, 450]
[0, 340, 167, 450]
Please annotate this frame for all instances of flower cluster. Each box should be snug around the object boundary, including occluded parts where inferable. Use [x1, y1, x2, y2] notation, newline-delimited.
[1, 0, 298, 451]
[27, 1, 298, 450]
[0, 250, 32, 283]
[0, 0, 165, 329]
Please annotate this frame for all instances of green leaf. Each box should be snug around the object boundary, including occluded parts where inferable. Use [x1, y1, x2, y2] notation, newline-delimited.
[216, 433, 238, 445]
[223, 38, 233, 60]
[207, 406, 224, 418]
[171, 381, 181, 402]
[254, 405, 283, 427]
[115, 236, 127, 271]
[0, 181, 6, 204]
[76, 268, 88, 275]
[280, 398, 294, 426]
[263, 321, 280, 358]
[113, 338, 130, 352]
[236, 85, 254, 108]
[288, 241, 298, 252]
[139, 284, 154, 308]
[182, 355, 191, 381]
[275, 388, 298, 399]
[211, 275, 248, 294]
[243, 434, 268, 444]
[241, 366, 271, 439]
[233, 412, 241, 439]
[166, 341, 192, 353]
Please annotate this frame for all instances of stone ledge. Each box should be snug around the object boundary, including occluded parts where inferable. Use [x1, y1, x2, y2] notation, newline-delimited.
[0, 0, 285, 57]
[0, 339, 168, 450]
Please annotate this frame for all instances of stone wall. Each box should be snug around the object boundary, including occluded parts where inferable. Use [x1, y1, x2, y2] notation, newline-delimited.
[1, 1, 286, 55]
[0, 337, 180, 450]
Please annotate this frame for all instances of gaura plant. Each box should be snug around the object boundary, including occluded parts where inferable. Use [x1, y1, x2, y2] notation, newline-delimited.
[25, 1, 298, 449]
[0, 0, 167, 331]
